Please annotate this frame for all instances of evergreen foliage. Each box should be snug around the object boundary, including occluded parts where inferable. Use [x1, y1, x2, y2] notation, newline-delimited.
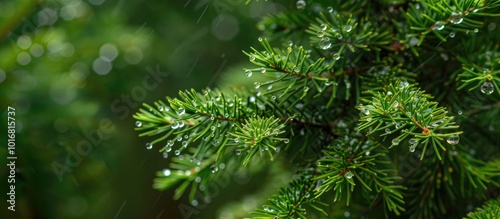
[134, 0, 500, 218]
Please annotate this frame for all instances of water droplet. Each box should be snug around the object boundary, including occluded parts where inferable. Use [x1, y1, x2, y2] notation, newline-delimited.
[135, 121, 142, 127]
[182, 141, 188, 147]
[327, 6, 334, 13]
[447, 134, 460, 145]
[360, 108, 370, 116]
[174, 150, 180, 155]
[320, 23, 327, 30]
[480, 81, 494, 95]
[284, 138, 289, 144]
[191, 200, 198, 206]
[271, 95, 277, 100]
[409, 37, 419, 46]
[433, 21, 445, 30]
[458, 110, 463, 115]
[345, 171, 354, 179]
[171, 121, 180, 129]
[449, 31, 456, 38]
[178, 107, 185, 115]
[409, 138, 418, 146]
[235, 149, 241, 155]
[399, 81, 409, 88]
[332, 53, 340, 60]
[163, 169, 171, 176]
[267, 84, 273, 90]
[392, 138, 400, 146]
[249, 55, 255, 61]
[167, 140, 174, 147]
[146, 143, 153, 150]
[317, 31, 325, 37]
[254, 82, 261, 89]
[385, 128, 391, 133]
[210, 164, 219, 173]
[303, 87, 309, 92]
[319, 37, 332, 50]
[249, 96, 256, 103]
[263, 205, 269, 211]
[344, 25, 352, 32]
[260, 68, 266, 73]
[450, 12, 463, 24]
[344, 211, 351, 217]
[245, 69, 252, 77]
[296, 0, 306, 9]
[258, 37, 263, 42]
[409, 146, 416, 152]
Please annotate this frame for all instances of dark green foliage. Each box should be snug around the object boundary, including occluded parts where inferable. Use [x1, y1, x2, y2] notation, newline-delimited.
[134, 0, 500, 218]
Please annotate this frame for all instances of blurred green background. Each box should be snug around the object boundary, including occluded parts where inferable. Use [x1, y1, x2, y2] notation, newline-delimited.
[0, 0, 287, 218]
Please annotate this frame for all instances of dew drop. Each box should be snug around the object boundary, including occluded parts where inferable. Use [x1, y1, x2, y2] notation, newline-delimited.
[409, 138, 418, 146]
[258, 37, 263, 42]
[409, 146, 416, 153]
[332, 53, 340, 60]
[320, 23, 327, 31]
[399, 81, 409, 88]
[260, 67, 266, 74]
[385, 128, 391, 133]
[167, 140, 174, 147]
[303, 87, 309, 92]
[163, 169, 171, 176]
[327, 6, 334, 13]
[391, 138, 400, 146]
[433, 21, 445, 30]
[210, 164, 219, 173]
[450, 12, 463, 24]
[317, 31, 325, 37]
[191, 200, 198, 206]
[174, 150, 180, 155]
[158, 106, 164, 111]
[182, 141, 188, 147]
[409, 37, 419, 46]
[345, 171, 354, 179]
[319, 37, 332, 50]
[178, 107, 185, 116]
[449, 31, 456, 38]
[254, 82, 261, 89]
[344, 25, 352, 32]
[284, 138, 289, 144]
[249, 55, 255, 61]
[235, 149, 241, 155]
[171, 121, 180, 129]
[458, 110, 463, 115]
[480, 81, 494, 95]
[474, 28, 479, 33]
[135, 121, 142, 127]
[296, 0, 306, 9]
[146, 143, 153, 150]
[245, 69, 252, 77]
[447, 134, 460, 145]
